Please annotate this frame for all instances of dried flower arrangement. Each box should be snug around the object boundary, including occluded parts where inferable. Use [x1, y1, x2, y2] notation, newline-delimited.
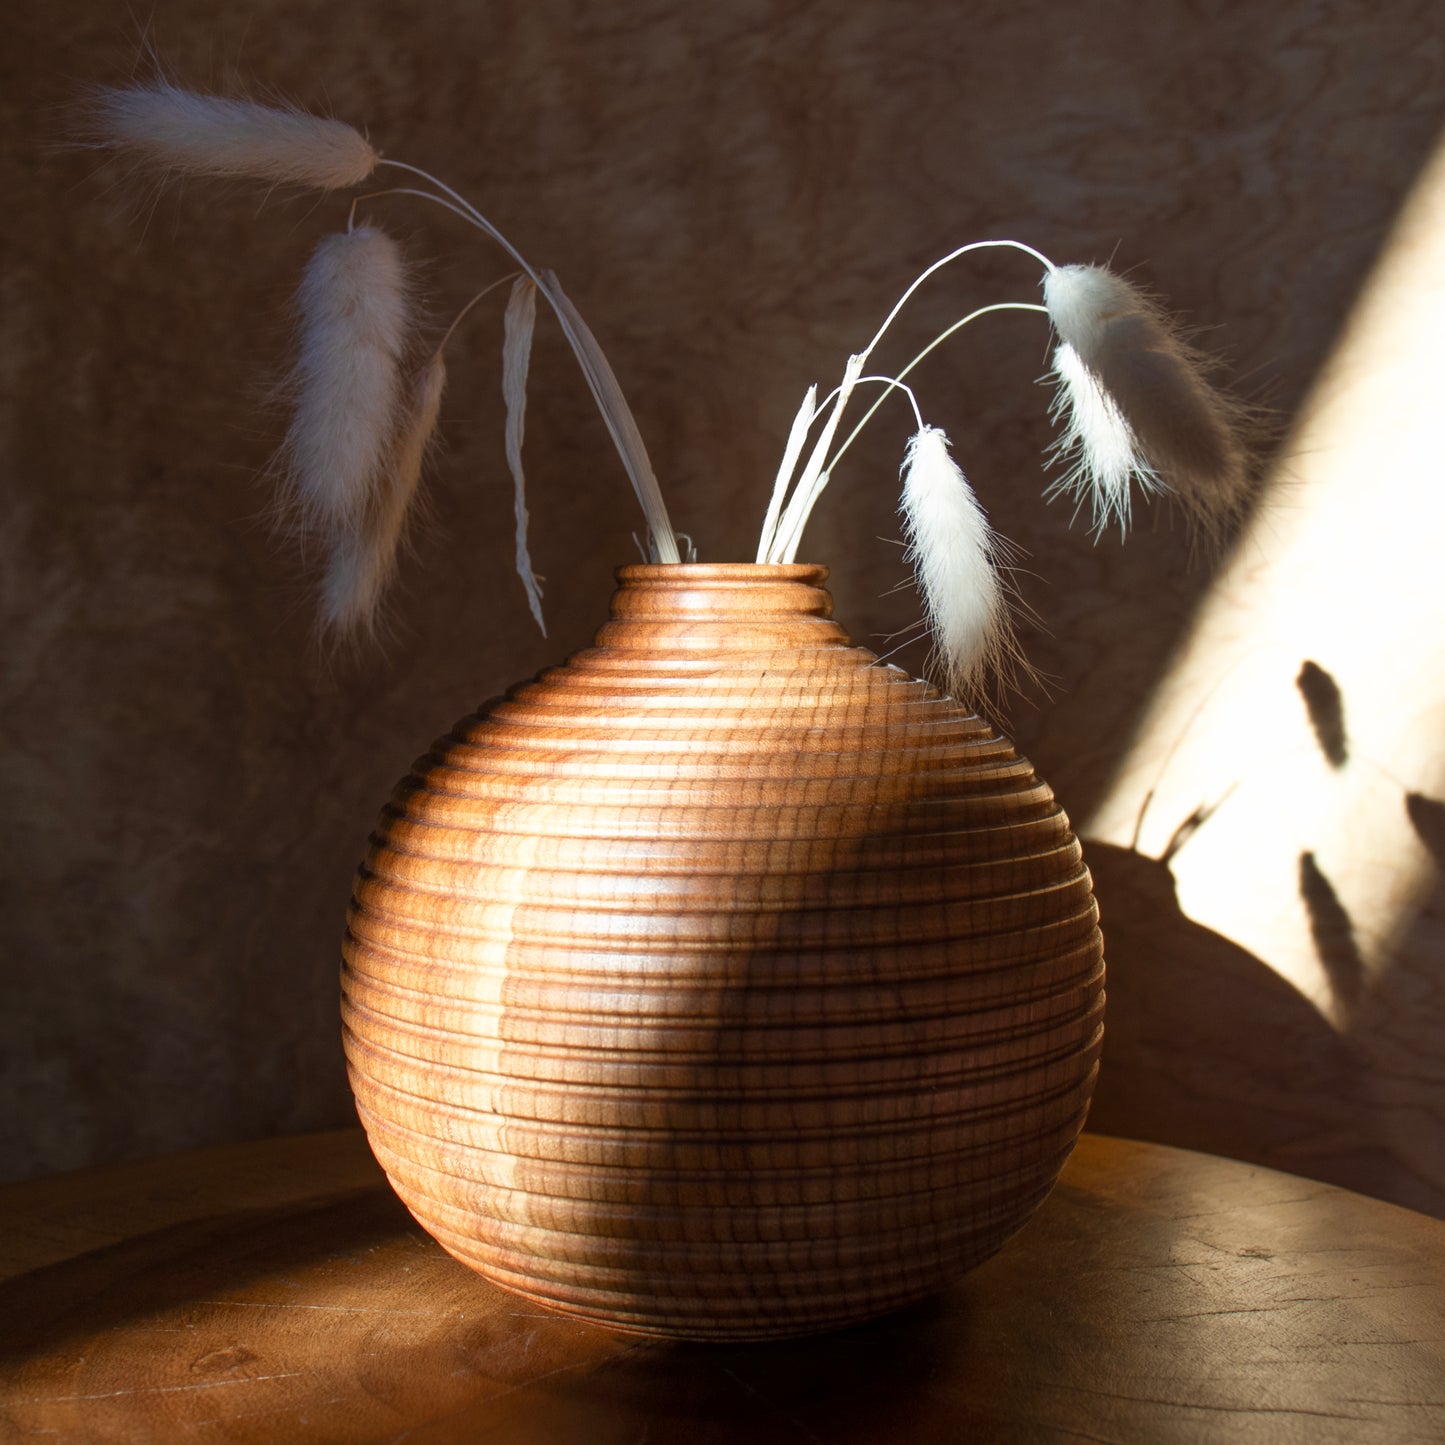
[89, 75, 1252, 1336]
[92, 80, 1248, 707]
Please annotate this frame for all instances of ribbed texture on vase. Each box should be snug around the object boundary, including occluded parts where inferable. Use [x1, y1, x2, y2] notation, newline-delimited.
[342, 563, 1104, 1340]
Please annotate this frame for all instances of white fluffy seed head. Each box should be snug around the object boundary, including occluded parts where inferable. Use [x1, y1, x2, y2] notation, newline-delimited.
[282, 226, 410, 537]
[1043, 264, 1249, 539]
[900, 426, 1012, 709]
[92, 82, 378, 190]
[319, 351, 446, 640]
[1042, 265, 1142, 363]
[1045, 342, 1159, 538]
[318, 527, 392, 642]
[393, 351, 448, 508]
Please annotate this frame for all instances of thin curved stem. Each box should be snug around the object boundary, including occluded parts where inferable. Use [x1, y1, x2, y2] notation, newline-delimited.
[377, 159, 537, 279]
[769, 375, 924, 564]
[858, 240, 1056, 366]
[758, 242, 1057, 563]
[828, 302, 1048, 474]
[351, 185, 489, 237]
[435, 272, 522, 356]
[858, 373, 923, 431]
[374, 158, 679, 560]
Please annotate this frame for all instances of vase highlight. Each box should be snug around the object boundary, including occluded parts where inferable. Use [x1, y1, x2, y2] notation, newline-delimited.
[342, 564, 1104, 1340]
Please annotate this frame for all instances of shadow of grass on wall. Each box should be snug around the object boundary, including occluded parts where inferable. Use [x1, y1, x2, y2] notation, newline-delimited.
[1081, 840, 1444, 1217]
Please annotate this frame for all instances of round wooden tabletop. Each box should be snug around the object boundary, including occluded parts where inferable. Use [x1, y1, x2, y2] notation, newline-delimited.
[1, 1131, 1441, 1443]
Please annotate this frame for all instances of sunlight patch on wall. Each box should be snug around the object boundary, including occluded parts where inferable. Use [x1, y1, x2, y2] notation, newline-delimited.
[1085, 133, 1445, 1030]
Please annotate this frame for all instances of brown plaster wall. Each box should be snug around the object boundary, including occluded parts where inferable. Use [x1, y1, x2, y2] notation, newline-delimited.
[4, 2, 1443, 1206]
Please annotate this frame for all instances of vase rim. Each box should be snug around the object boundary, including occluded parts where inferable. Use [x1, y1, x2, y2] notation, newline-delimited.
[615, 562, 829, 583]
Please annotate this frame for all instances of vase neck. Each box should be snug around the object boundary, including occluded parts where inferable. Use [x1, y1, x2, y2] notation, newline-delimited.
[593, 564, 848, 653]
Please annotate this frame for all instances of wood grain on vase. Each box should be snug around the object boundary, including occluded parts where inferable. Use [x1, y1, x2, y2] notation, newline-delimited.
[342, 565, 1104, 1339]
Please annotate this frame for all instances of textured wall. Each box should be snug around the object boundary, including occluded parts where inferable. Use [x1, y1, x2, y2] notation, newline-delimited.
[5, 2, 1444, 1206]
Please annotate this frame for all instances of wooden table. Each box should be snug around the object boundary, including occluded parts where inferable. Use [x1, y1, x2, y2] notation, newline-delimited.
[1, 1132, 1441, 1443]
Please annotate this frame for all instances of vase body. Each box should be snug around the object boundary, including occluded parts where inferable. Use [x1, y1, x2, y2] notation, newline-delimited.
[342, 563, 1104, 1340]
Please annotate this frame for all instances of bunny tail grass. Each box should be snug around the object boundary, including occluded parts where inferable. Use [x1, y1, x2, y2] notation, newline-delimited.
[319, 351, 446, 638]
[1043, 264, 1249, 538]
[900, 426, 1013, 707]
[502, 276, 545, 635]
[92, 81, 378, 190]
[282, 226, 410, 537]
[1045, 342, 1158, 538]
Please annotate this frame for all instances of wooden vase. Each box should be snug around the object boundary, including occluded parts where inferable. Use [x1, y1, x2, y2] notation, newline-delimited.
[342, 563, 1104, 1341]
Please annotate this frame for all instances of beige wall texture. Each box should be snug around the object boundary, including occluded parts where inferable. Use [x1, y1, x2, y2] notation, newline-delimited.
[5, 2, 1444, 1211]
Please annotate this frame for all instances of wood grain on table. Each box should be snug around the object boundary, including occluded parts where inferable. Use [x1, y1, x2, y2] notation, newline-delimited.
[1, 1131, 1442, 1443]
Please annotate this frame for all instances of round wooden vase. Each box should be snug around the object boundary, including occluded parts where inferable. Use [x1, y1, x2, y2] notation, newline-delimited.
[342, 563, 1104, 1341]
